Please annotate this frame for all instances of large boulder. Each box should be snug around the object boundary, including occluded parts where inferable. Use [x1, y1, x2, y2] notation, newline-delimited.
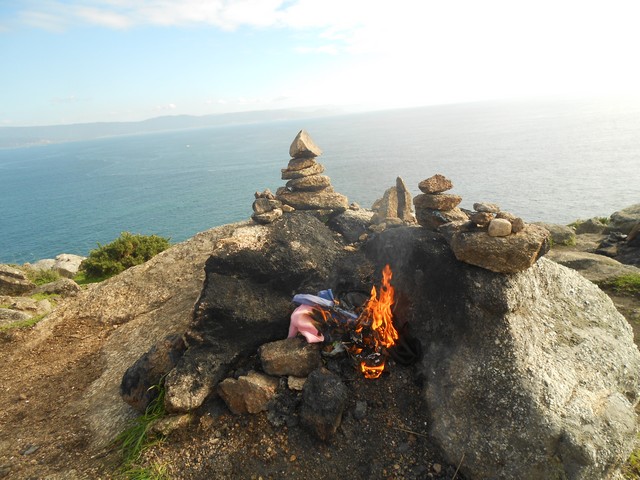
[365, 227, 640, 480]
[0, 265, 35, 296]
[164, 213, 346, 412]
[53, 254, 85, 278]
[547, 249, 640, 283]
[534, 222, 576, 246]
[608, 204, 640, 234]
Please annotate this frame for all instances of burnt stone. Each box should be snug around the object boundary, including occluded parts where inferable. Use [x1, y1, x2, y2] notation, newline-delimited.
[120, 334, 187, 412]
[300, 368, 348, 441]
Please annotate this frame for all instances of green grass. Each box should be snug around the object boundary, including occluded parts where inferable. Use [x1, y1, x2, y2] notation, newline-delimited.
[30, 292, 60, 302]
[73, 271, 110, 285]
[115, 382, 169, 479]
[0, 313, 47, 332]
[599, 274, 640, 297]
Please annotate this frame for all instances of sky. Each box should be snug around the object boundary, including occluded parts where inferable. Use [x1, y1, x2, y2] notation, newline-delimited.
[1, 0, 640, 126]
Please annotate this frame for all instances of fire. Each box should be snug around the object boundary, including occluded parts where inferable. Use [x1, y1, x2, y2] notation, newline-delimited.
[352, 264, 398, 379]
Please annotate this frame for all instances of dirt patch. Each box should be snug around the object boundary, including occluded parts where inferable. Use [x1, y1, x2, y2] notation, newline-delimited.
[0, 312, 120, 479]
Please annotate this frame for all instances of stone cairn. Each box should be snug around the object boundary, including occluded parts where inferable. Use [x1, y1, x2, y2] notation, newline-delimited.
[412, 174, 468, 229]
[414, 173, 550, 273]
[251, 130, 349, 224]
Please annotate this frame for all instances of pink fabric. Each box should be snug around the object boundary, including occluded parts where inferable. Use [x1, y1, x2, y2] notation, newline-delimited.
[288, 304, 324, 343]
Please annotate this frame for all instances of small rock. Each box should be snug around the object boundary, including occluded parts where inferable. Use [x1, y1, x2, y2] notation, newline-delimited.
[488, 218, 512, 237]
[473, 202, 500, 213]
[418, 174, 453, 194]
[415, 207, 469, 230]
[575, 218, 608, 235]
[433, 463, 442, 474]
[413, 193, 462, 211]
[32, 278, 80, 297]
[288, 376, 306, 391]
[20, 444, 40, 456]
[0, 265, 35, 296]
[259, 337, 322, 377]
[252, 198, 274, 214]
[349, 202, 360, 210]
[149, 414, 192, 436]
[496, 211, 525, 233]
[0, 308, 32, 325]
[353, 400, 367, 420]
[470, 211, 494, 227]
[289, 454, 297, 462]
[252, 209, 283, 225]
[300, 368, 348, 441]
[281, 204, 295, 213]
[328, 209, 374, 243]
[217, 371, 279, 414]
[289, 130, 323, 158]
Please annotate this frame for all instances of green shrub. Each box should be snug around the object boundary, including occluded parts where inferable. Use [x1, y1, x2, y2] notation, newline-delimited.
[80, 232, 170, 280]
[24, 268, 61, 286]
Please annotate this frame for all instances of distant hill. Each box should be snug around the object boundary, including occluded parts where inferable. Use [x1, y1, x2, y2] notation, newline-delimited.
[0, 108, 344, 148]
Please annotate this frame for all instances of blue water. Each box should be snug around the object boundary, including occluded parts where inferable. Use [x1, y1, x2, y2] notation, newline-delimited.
[1, 97, 639, 264]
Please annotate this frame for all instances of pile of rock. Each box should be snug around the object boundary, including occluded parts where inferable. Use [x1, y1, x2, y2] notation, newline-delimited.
[412, 174, 468, 229]
[439, 202, 550, 274]
[275, 130, 349, 212]
[251, 189, 292, 225]
[369, 176, 416, 231]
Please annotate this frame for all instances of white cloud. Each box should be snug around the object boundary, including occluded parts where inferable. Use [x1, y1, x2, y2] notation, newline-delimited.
[155, 103, 177, 111]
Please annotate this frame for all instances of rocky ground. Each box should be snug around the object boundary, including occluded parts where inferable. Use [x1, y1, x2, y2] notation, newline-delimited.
[0, 217, 638, 480]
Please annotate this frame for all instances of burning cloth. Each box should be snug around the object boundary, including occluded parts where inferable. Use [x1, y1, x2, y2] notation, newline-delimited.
[287, 265, 399, 379]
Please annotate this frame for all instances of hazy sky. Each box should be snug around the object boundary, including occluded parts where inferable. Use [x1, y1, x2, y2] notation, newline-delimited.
[2, 0, 639, 126]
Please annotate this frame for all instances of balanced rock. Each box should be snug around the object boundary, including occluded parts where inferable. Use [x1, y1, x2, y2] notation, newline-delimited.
[285, 175, 332, 192]
[287, 157, 317, 171]
[0, 265, 35, 296]
[415, 207, 469, 230]
[371, 187, 398, 223]
[440, 221, 551, 273]
[413, 193, 462, 211]
[252, 208, 283, 225]
[277, 190, 348, 211]
[289, 130, 323, 158]
[396, 177, 416, 223]
[252, 190, 283, 224]
[281, 162, 324, 180]
[418, 174, 453, 194]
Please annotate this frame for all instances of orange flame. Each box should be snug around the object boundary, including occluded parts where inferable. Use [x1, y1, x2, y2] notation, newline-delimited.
[356, 264, 398, 379]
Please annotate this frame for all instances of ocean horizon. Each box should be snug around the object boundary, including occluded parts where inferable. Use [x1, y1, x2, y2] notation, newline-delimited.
[1, 96, 639, 265]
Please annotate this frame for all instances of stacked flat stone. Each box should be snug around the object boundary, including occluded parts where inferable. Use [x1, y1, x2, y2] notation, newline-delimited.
[275, 130, 348, 211]
[413, 174, 468, 230]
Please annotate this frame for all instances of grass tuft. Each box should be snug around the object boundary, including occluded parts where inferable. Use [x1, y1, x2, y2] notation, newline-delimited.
[0, 313, 47, 332]
[599, 274, 640, 297]
[115, 382, 169, 479]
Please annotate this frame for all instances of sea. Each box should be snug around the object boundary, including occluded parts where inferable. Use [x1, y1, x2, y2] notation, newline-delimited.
[1, 96, 639, 265]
